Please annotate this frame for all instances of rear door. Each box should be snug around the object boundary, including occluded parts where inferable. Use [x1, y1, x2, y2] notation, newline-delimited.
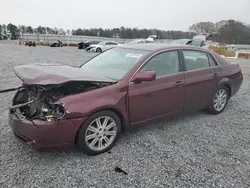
[181, 49, 220, 112]
[128, 50, 185, 125]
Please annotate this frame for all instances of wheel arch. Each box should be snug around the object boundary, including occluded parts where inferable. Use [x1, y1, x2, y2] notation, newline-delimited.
[74, 107, 127, 145]
[96, 47, 102, 52]
[223, 83, 232, 98]
[217, 77, 232, 98]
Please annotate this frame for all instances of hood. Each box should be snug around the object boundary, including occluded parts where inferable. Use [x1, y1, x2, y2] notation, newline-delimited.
[89, 44, 100, 48]
[13, 63, 116, 85]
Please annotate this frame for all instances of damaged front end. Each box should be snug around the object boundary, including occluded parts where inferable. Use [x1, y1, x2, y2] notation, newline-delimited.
[7, 81, 113, 122]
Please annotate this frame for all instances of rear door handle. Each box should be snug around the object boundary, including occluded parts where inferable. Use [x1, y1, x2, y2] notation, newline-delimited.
[175, 80, 184, 86]
[213, 73, 219, 78]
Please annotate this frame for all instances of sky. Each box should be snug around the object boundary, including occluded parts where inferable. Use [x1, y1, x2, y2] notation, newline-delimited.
[1, 0, 250, 31]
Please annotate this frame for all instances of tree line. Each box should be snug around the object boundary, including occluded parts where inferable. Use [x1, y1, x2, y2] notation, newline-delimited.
[0, 19, 250, 44]
[189, 20, 250, 44]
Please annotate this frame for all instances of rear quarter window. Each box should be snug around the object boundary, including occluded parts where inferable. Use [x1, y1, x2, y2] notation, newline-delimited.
[211, 51, 229, 65]
[207, 53, 218, 66]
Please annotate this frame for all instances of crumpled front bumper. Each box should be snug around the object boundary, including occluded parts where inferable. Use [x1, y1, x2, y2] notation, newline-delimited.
[9, 110, 87, 151]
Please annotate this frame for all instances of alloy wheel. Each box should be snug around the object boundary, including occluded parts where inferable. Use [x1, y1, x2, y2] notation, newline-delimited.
[213, 89, 228, 112]
[85, 116, 117, 151]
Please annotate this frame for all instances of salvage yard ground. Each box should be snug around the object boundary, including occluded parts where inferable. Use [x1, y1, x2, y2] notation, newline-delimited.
[1, 44, 250, 188]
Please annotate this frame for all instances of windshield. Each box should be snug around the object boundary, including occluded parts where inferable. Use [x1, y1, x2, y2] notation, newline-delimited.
[193, 35, 206, 41]
[193, 39, 203, 46]
[97, 41, 106, 45]
[81, 48, 149, 80]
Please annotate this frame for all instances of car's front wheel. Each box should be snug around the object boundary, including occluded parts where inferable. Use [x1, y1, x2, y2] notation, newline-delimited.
[207, 86, 229, 114]
[96, 48, 102, 53]
[76, 110, 122, 155]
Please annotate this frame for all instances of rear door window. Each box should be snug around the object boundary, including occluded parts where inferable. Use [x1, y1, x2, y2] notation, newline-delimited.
[182, 50, 210, 71]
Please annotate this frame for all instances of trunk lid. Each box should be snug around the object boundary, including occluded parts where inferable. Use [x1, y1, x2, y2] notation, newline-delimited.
[14, 63, 116, 85]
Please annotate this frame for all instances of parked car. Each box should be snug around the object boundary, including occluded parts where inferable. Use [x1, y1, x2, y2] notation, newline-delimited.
[32, 41, 36, 47]
[86, 41, 120, 52]
[126, 38, 154, 44]
[78, 41, 100, 49]
[168, 38, 206, 47]
[24, 41, 36, 47]
[146, 35, 160, 41]
[126, 39, 148, 44]
[126, 35, 160, 44]
[50, 40, 63, 47]
[5, 44, 243, 155]
[169, 34, 213, 48]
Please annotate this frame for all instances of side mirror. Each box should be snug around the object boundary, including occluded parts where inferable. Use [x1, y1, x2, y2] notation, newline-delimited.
[131, 71, 156, 83]
[186, 40, 193, 45]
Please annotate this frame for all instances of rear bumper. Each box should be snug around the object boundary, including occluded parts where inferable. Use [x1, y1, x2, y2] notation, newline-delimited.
[9, 111, 87, 151]
[231, 72, 243, 97]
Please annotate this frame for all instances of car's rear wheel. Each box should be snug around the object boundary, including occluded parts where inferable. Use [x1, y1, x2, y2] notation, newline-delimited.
[76, 110, 121, 155]
[207, 86, 229, 114]
[96, 48, 102, 53]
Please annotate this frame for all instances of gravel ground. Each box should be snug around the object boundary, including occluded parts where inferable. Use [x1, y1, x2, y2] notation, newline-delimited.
[0, 44, 250, 188]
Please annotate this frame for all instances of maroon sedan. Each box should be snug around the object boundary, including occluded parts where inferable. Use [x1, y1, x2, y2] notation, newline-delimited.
[5, 44, 243, 155]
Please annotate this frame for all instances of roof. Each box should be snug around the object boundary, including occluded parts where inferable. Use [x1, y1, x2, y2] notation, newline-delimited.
[117, 43, 210, 52]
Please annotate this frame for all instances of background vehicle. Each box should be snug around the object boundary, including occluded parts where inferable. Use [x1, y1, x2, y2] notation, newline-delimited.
[85, 41, 120, 52]
[6, 44, 243, 156]
[126, 39, 148, 44]
[169, 34, 213, 48]
[126, 35, 160, 44]
[50, 40, 63, 47]
[24, 41, 36, 47]
[78, 41, 100, 49]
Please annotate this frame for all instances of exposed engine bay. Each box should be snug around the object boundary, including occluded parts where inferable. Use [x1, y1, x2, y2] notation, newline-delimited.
[7, 81, 113, 121]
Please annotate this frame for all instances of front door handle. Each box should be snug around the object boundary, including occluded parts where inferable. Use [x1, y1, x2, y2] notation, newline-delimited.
[213, 73, 219, 78]
[175, 80, 184, 86]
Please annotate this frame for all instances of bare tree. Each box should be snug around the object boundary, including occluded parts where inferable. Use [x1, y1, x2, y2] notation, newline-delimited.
[189, 22, 215, 34]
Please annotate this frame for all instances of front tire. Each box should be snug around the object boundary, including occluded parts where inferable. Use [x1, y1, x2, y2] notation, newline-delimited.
[207, 86, 229, 114]
[76, 110, 122, 155]
[96, 48, 102, 53]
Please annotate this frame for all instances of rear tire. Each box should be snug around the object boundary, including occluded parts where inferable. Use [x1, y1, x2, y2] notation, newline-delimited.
[76, 110, 122, 156]
[206, 86, 229, 115]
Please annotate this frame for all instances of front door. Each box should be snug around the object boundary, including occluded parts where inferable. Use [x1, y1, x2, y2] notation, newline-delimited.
[181, 49, 220, 112]
[128, 50, 185, 125]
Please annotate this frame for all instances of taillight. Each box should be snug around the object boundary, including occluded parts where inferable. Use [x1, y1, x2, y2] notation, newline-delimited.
[237, 65, 242, 73]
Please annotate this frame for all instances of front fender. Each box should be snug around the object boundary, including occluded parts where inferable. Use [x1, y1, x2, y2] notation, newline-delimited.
[58, 90, 129, 124]
[90, 48, 97, 52]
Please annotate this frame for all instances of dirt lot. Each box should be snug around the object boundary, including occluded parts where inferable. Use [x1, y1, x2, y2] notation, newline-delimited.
[1, 44, 250, 188]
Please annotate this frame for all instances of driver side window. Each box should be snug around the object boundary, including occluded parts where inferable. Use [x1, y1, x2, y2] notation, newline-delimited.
[141, 50, 180, 77]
